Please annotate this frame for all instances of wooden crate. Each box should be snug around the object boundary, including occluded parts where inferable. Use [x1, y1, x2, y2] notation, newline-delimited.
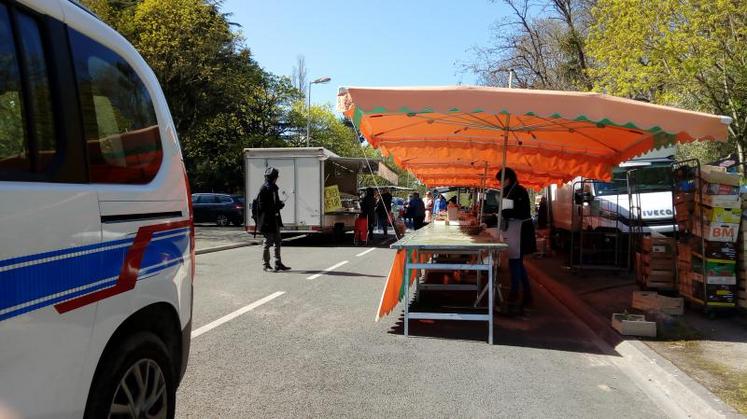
[643, 270, 676, 289]
[632, 291, 684, 315]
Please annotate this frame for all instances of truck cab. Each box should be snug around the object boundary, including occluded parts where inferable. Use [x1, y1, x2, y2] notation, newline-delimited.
[549, 151, 675, 256]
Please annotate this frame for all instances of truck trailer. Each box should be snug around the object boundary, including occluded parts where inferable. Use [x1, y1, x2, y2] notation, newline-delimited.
[243, 147, 396, 237]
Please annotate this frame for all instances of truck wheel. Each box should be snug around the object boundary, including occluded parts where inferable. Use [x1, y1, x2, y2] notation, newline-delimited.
[84, 331, 176, 419]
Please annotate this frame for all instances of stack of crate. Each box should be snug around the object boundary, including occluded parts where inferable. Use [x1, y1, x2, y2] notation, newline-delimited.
[639, 235, 676, 289]
[686, 166, 741, 307]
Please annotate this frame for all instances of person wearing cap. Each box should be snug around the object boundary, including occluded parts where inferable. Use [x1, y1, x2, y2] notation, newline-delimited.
[497, 167, 536, 310]
[257, 167, 291, 272]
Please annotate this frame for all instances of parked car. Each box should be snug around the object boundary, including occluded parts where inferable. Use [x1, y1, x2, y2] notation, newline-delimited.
[192, 193, 244, 226]
[0, 1, 193, 418]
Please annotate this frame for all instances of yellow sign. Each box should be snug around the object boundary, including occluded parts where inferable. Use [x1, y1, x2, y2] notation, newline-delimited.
[324, 185, 342, 212]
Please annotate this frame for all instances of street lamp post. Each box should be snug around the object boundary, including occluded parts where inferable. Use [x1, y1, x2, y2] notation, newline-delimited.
[307, 76, 331, 147]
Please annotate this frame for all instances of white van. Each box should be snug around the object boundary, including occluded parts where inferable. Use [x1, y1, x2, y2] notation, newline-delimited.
[0, 1, 193, 418]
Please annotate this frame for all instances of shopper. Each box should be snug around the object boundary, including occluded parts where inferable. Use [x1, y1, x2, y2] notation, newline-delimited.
[497, 167, 536, 309]
[376, 188, 393, 236]
[433, 193, 447, 214]
[257, 167, 291, 272]
[407, 192, 427, 230]
[423, 191, 434, 223]
[403, 193, 414, 229]
[361, 187, 377, 239]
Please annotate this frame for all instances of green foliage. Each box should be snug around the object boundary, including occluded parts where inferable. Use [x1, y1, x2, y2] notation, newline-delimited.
[587, 0, 747, 164]
[284, 101, 364, 157]
[81, 0, 390, 191]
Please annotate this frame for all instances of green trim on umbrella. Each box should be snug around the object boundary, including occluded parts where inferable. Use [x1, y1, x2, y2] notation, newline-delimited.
[350, 105, 683, 136]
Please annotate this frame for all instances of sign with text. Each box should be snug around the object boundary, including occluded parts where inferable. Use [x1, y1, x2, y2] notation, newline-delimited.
[324, 185, 343, 213]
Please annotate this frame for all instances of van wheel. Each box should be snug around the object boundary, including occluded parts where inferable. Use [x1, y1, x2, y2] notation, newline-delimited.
[84, 332, 176, 419]
[215, 214, 229, 226]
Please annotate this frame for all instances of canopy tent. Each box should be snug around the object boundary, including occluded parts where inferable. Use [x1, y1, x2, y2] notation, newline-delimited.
[337, 86, 731, 189]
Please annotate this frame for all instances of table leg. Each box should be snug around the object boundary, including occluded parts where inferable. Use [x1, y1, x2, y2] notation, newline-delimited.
[488, 253, 494, 345]
[404, 249, 410, 337]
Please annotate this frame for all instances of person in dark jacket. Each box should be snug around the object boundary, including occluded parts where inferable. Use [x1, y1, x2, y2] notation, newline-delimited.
[257, 167, 290, 272]
[407, 192, 426, 230]
[376, 188, 393, 236]
[497, 167, 536, 308]
[360, 188, 377, 239]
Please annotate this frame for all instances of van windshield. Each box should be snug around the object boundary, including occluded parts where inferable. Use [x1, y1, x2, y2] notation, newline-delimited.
[594, 165, 672, 196]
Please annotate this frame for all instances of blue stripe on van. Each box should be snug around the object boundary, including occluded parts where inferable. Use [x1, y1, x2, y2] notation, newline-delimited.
[0, 229, 189, 320]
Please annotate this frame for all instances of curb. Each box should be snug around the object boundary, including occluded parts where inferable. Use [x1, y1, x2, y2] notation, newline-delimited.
[195, 242, 258, 255]
[525, 260, 741, 419]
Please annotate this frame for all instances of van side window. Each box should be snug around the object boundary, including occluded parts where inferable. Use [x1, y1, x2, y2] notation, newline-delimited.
[0, 5, 57, 179]
[17, 12, 56, 171]
[69, 29, 162, 184]
[0, 5, 28, 175]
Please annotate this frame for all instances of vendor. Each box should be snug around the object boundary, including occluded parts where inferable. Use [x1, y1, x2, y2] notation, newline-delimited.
[497, 168, 536, 310]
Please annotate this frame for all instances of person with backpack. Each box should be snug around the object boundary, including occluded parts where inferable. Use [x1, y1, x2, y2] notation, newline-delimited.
[255, 167, 291, 272]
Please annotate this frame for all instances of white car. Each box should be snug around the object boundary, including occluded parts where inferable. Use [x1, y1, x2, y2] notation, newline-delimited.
[0, 1, 194, 418]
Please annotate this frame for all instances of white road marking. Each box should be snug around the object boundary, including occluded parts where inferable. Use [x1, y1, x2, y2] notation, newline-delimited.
[281, 234, 307, 242]
[191, 291, 285, 338]
[306, 260, 349, 280]
[356, 248, 375, 257]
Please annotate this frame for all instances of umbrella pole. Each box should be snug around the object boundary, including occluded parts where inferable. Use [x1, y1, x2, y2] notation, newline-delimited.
[478, 162, 487, 224]
[496, 129, 509, 237]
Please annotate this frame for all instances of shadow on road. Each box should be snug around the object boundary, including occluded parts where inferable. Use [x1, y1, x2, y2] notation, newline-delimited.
[387, 283, 621, 356]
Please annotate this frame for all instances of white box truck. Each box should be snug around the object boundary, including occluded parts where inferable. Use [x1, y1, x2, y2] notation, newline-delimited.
[243, 147, 396, 237]
[549, 148, 675, 255]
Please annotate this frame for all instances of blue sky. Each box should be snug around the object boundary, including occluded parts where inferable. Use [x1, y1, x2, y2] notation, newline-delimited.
[222, 0, 509, 107]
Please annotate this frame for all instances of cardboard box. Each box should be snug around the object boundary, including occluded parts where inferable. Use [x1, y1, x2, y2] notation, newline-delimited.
[691, 254, 736, 277]
[705, 284, 737, 306]
[700, 181, 739, 195]
[691, 220, 739, 242]
[612, 313, 657, 337]
[691, 239, 737, 260]
[700, 166, 741, 186]
[689, 271, 737, 285]
[701, 194, 741, 208]
[698, 205, 742, 224]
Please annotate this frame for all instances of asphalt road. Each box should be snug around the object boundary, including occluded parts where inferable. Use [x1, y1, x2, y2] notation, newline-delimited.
[176, 235, 668, 418]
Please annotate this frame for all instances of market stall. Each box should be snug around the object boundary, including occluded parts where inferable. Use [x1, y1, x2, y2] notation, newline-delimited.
[338, 85, 733, 339]
[389, 222, 507, 344]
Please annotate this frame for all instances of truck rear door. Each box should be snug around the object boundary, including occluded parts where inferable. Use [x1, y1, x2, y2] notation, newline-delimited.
[267, 158, 297, 226]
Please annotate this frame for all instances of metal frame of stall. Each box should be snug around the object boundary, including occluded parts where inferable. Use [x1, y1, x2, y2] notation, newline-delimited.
[392, 226, 507, 344]
[569, 179, 628, 271]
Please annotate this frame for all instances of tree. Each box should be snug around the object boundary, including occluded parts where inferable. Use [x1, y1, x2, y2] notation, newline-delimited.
[284, 101, 366, 157]
[291, 55, 307, 93]
[466, 0, 594, 90]
[587, 0, 747, 164]
[81, 0, 303, 191]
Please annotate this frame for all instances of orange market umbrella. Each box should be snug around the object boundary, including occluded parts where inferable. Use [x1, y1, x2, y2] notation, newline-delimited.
[337, 85, 731, 188]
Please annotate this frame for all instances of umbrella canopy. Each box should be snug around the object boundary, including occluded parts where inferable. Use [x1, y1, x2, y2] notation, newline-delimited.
[338, 86, 731, 188]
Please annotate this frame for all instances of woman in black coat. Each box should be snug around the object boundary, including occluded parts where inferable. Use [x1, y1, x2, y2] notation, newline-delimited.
[497, 167, 536, 308]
